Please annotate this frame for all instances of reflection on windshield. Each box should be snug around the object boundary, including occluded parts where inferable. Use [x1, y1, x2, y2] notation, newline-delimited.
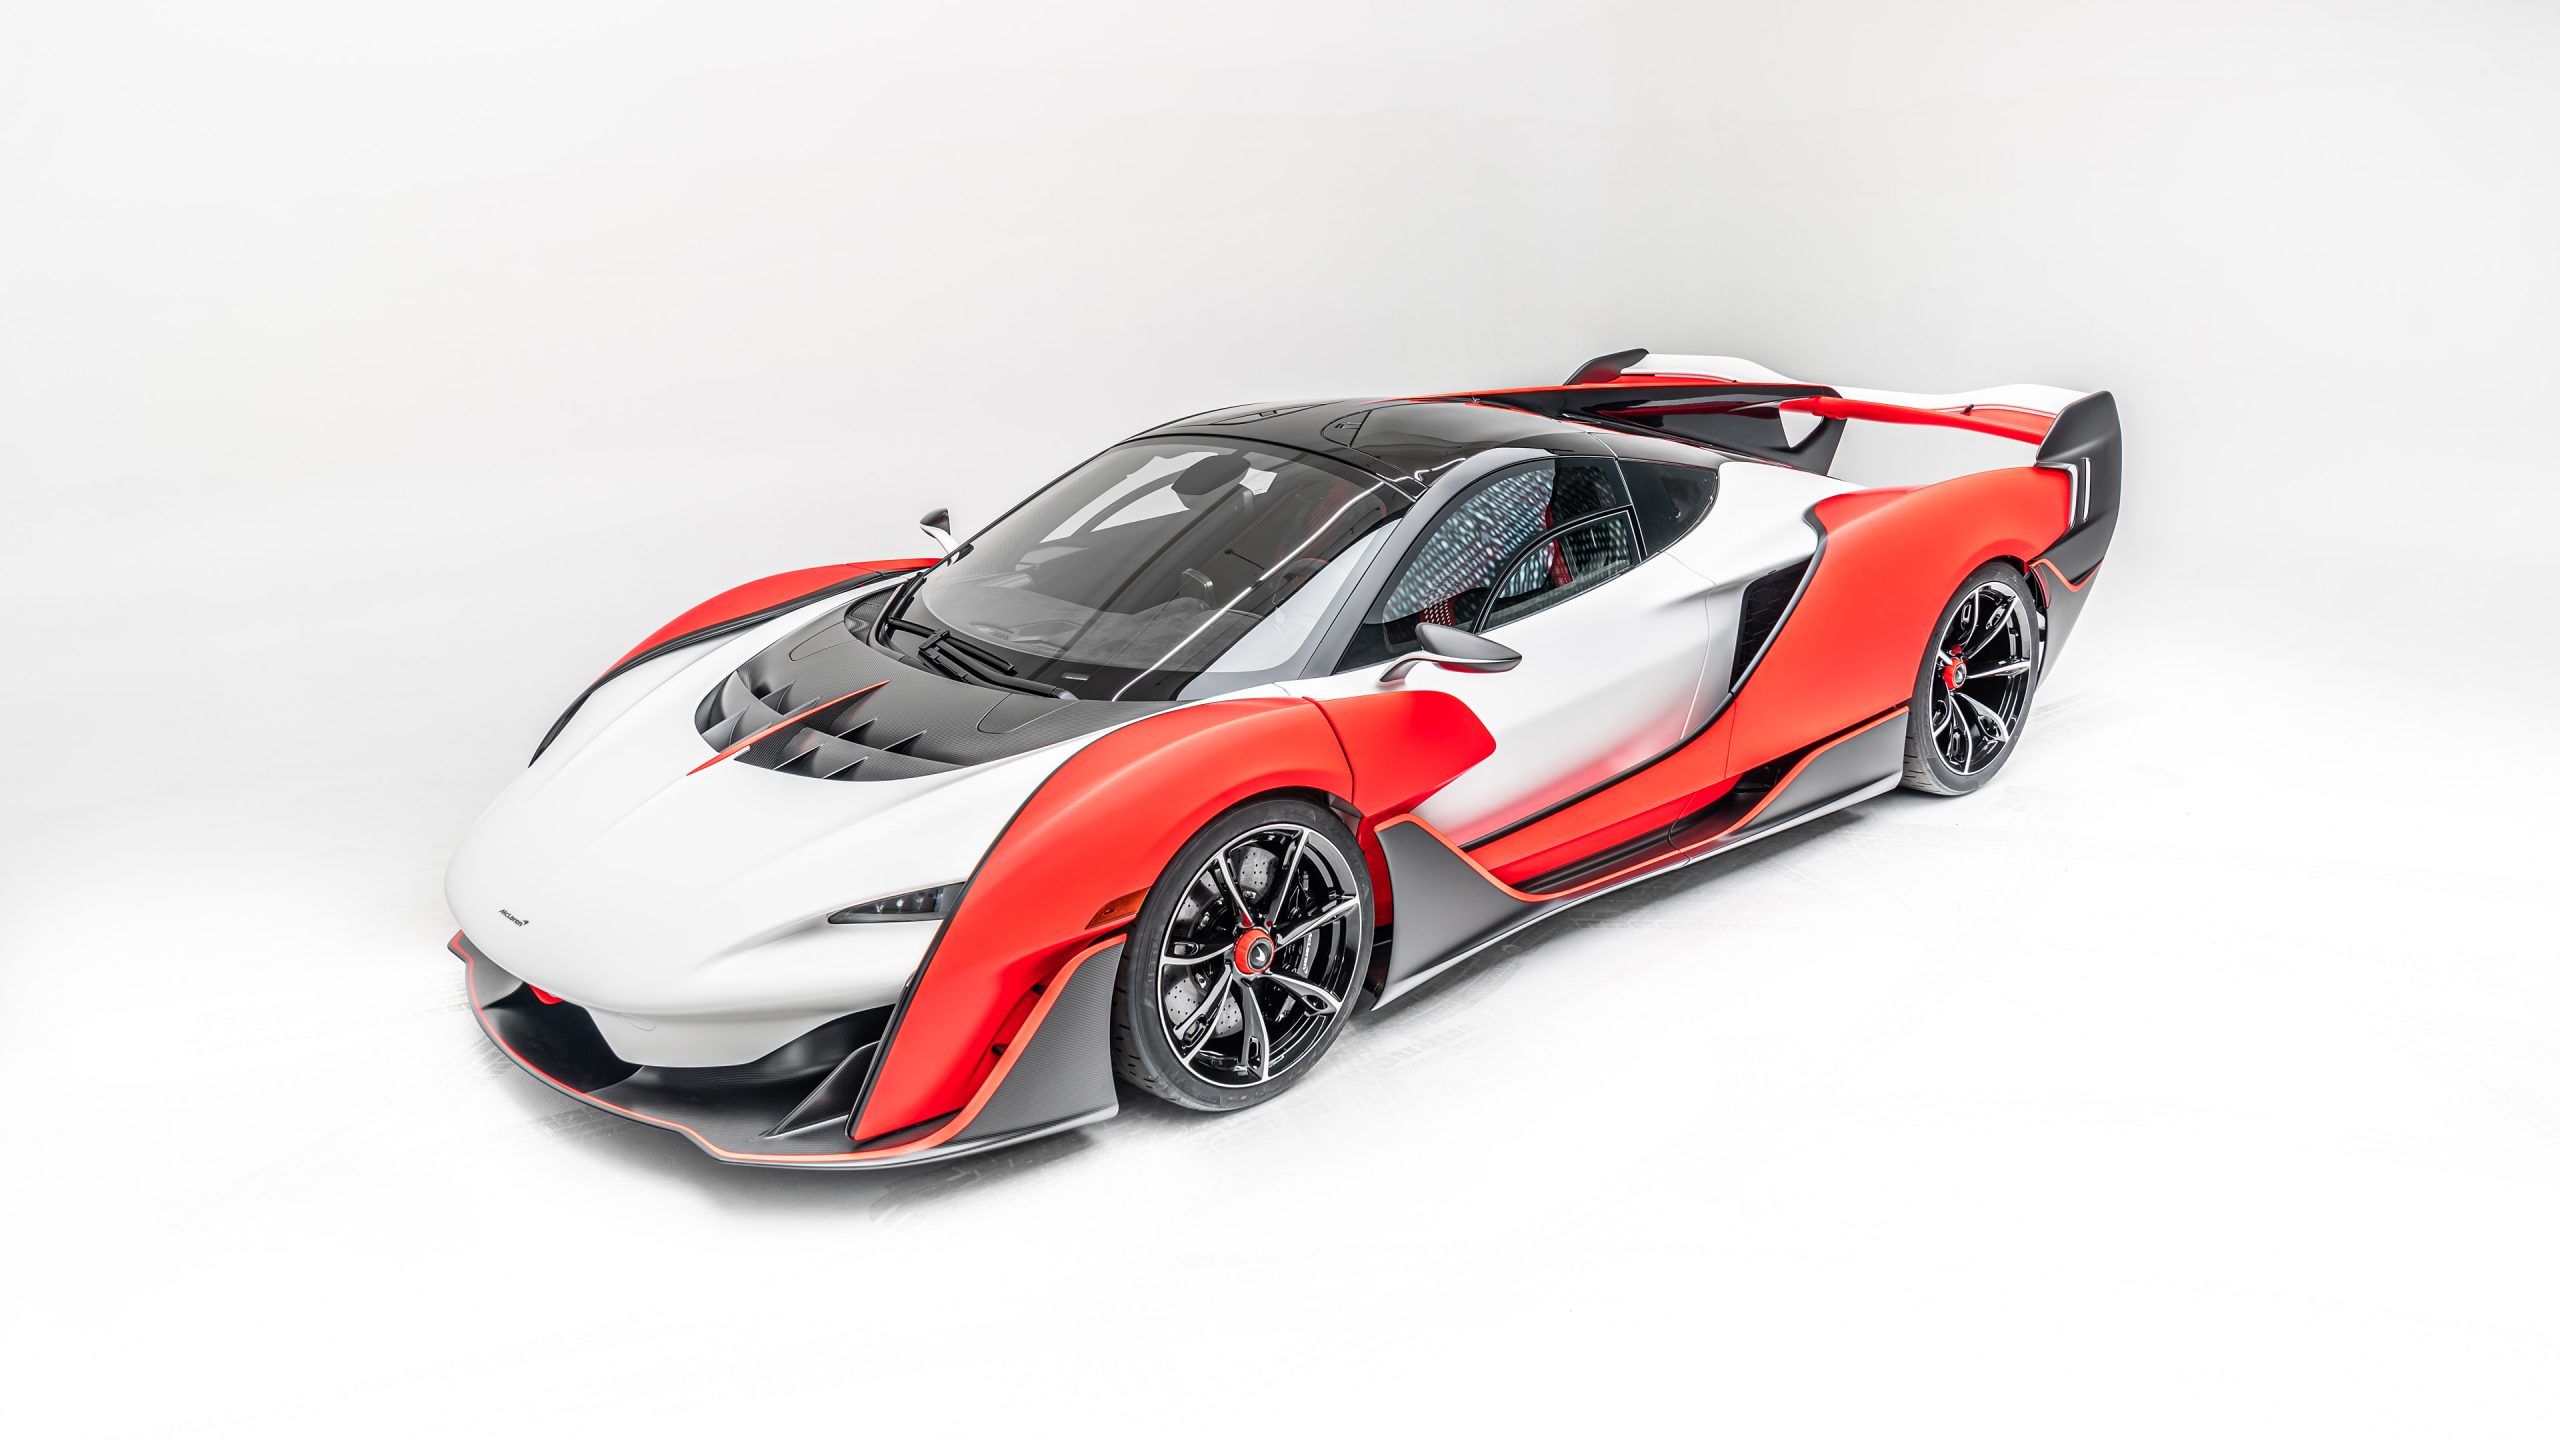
[900, 441, 1409, 702]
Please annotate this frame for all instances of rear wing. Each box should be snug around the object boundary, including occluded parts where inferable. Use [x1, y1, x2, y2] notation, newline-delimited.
[1534, 348, 2121, 578]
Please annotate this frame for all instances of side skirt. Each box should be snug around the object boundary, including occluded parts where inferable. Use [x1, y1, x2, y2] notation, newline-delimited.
[1371, 709, 1906, 1005]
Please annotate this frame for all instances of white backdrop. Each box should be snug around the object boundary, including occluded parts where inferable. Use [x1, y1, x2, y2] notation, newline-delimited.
[6, 2, 2556, 1435]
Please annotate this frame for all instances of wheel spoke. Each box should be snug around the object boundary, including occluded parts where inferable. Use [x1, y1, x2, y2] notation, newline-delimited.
[1211, 848, 1256, 928]
[1236, 981, 1272, 1081]
[1965, 657, 2031, 680]
[1269, 829, 1309, 924]
[1968, 594, 2012, 651]
[1277, 895, 1360, 949]
[1957, 690, 2011, 748]
[1177, 969, 1234, 1062]
[1161, 946, 1214, 966]
[1261, 971, 1342, 1015]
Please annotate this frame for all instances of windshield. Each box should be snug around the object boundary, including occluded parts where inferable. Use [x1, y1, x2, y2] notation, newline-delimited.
[897, 439, 1409, 702]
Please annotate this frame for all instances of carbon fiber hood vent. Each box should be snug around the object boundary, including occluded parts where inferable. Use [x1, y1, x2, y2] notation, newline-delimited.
[695, 594, 1164, 780]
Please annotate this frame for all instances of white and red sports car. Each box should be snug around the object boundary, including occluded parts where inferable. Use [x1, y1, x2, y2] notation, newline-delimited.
[447, 349, 2121, 1167]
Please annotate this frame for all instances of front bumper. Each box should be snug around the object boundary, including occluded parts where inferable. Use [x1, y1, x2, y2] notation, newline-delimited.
[453, 933, 1124, 1169]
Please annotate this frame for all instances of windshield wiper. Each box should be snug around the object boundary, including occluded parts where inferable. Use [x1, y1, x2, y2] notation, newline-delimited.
[880, 615, 1019, 673]
[929, 639, 1074, 698]
[879, 615, 1073, 699]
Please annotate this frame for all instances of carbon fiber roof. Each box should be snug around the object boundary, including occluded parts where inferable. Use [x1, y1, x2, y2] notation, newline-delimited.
[1134, 397, 1618, 494]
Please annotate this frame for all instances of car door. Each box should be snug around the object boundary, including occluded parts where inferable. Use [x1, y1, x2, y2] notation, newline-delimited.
[1281, 455, 1720, 843]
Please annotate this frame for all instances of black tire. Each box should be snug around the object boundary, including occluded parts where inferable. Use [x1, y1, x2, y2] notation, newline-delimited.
[1109, 798, 1371, 1112]
[1901, 562, 2042, 796]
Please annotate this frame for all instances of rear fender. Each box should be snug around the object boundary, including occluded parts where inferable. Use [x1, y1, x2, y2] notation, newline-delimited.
[1727, 466, 2071, 773]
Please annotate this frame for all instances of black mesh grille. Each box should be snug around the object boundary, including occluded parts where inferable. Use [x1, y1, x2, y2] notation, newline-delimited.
[1731, 559, 1809, 687]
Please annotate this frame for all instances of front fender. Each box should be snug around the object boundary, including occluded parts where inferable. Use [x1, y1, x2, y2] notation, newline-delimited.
[850, 688, 1494, 1143]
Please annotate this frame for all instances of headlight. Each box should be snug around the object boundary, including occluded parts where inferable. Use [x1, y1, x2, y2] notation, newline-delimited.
[828, 884, 965, 924]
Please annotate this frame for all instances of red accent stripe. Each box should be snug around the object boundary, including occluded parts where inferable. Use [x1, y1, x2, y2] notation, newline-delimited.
[2032, 556, 2099, 592]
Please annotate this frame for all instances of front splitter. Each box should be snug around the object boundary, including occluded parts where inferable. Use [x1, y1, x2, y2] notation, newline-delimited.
[453, 933, 1124, 1170]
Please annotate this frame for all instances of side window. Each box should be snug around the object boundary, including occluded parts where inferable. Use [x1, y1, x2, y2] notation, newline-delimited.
[1482, 513, 1641, 630]
[1620, 460, 1717, 552]
[1343, 456, 1636, 666]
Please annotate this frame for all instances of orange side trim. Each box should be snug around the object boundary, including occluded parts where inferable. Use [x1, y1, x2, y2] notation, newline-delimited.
[2032, 556, 2099, 592]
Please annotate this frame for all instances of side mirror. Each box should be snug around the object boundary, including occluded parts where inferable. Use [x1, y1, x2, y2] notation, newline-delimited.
[1381, 622, 1522, 684]
[918, 507, 956, 555]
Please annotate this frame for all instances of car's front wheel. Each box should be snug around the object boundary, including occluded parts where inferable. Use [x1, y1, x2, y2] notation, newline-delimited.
[1109, 799, 1371, 1111]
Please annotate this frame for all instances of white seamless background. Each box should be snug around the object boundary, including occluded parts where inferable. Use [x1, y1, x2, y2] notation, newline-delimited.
[4, 3, 2554, 1436]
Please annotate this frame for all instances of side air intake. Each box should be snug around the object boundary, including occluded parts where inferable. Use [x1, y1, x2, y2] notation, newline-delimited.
[1730, 559, 1810, 688]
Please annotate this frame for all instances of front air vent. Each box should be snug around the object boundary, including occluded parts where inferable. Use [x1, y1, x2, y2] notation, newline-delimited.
[1730, 559, 1810, 687]
[690, 595, 1167, 781]
[694, 674, 960, 782]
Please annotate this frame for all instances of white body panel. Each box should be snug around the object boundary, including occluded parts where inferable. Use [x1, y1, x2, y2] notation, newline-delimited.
[1285, 551, 1711, 841]
[447, 585, 1137, 1066]
[1281, 460, 1851, 844]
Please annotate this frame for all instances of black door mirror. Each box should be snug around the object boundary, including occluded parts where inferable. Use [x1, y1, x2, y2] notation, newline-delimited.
[918, 507, 955, 555]
[1381, 622, 1522, 683]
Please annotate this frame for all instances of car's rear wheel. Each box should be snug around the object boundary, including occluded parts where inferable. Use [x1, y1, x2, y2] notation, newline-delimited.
[1902, 562, 2042, 796]
[1110, 798, 1370, 1111]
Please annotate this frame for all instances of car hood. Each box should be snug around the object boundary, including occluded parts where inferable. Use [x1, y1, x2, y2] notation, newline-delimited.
[444, 593, 1106, 1062]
